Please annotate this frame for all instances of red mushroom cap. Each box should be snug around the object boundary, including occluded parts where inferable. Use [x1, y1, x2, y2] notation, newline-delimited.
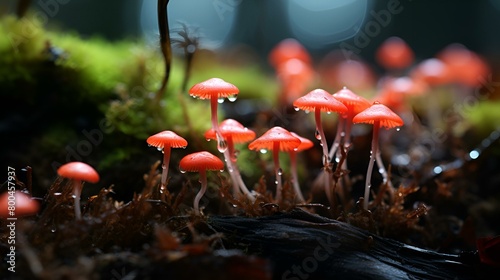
[57, 162, 100, 183]
[353, 102, 404, 129]
[332, 87, 371, 115]
[0, 191, 39, 218]
[290, 132, 314, 152]
[376, 36, 414, 69]
[268, 38, 311, 68]
[147, 130, 188, 149]
[436, 43, 490, 87]
[179, 151, 224, 172]
[189, 78, 239, 100]
[204, 119, 256, 143]
[293, 89, 348, 114]
[248, 126, 301, 152]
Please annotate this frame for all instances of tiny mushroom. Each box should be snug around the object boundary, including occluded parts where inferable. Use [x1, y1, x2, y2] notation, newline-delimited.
[205, 119, 256, 201]
[57, 162, 100, 220]
[268, 38, 311, 69]
[376, 36, 414, 71]
[0, 191, 39, 218]
[179, 151, 224, 216]
[353, 102, 404, 210]
[289, 132, 314, 203]
[189, 78, 239, 152]
[147, 130, 188, 198]
[330, 86, 371, 160]
[248, 126, 301, 203]
[293, 88, 348, 166]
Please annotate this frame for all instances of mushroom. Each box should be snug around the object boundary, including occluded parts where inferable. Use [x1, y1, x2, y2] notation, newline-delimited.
[0, 191, 39, 218]
[147, 130, 188, 199]
[268, 38, 311, 69]
[189, 78, 239, 152]
[375, 36, 414, 71]
[293, 88, 348, 165]
[57, 162, 99, 220]
[248, 127, 301, 203]
[353, 102, 404, 209]
[204, 119, 256, 201]
[330, 87, 371, 161]
[293, 89, 348, 206]
[289, 132, 314, 203]
[179, 151, 224, 215]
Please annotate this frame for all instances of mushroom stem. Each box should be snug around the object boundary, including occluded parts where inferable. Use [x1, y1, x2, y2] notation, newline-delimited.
[193, 169, 207, 215]
[228, 137, 254, 202]
[160, 146, 172, 200]
[72, 180, 83, 220]
[328, 117, 345, 162]
[315, 108, 335, 208]
[272, 142, 283, 203]
[289, 151, 305, 203]
[314, 108, 329, 165]
[375, 146, 394, 201]
[210, 97, 227, 152]
[363, 122, 380, 210]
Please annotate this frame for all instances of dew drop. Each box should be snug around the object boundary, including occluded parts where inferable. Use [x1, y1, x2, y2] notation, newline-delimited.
[51, 229, 56, 233]
[378, 168, 385, 174]
[162, 163, 167, 170]
[218, 97, 225, 104]
[260, 149, 268, 154]
[275, 180, 279, 185]
[469, 150, 480, 160]
[277, 168, 283, 176]
[293, 106, 300, 112]
[326, 111, 332, 115]
[228, 95, 237, 102]
[217, 139, 228, 153]
[219, 169, 225, 173]
[396, 127, 401, 132]
[180, 169, 187, 174]
[305, 110, 310, 114]
[315, 130, 322, 140]
[206, 138, 211, 142]
[157, 147, 163, 152]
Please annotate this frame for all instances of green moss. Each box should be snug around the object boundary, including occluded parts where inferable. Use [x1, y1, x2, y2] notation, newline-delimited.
[462, 100, 500, 135]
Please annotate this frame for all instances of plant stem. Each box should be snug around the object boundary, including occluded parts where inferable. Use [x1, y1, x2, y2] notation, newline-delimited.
[155, 0, 171, 102]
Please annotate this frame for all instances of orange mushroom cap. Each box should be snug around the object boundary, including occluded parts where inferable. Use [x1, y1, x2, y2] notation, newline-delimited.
[436, 43, 490, 87]
[204, 119, 256, 143]
[268, 38, 311, 68]
[179, 151, 224, 173]
[57, 162, 100, 183]
[0, 191, 39, 218]
[290, 132, 314, 152]
[353, 102, 404, 129]
[248, 126, 301, 152]
[376, 36, 414, 69]
[332, 87, 371, 115]
[293, 89, 348, 114]
[189, 78, 239, 100]
[147, 130, 188, 149]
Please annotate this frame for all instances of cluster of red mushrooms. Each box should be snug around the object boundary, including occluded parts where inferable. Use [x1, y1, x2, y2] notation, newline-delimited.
[1, 36, 489, 220]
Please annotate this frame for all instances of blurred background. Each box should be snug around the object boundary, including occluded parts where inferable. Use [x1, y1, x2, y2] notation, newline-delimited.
[2, 0, 500, 69]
